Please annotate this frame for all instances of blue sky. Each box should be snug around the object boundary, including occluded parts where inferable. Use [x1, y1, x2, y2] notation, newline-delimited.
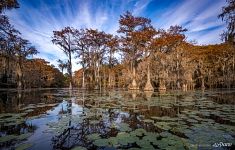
[5, 0, 226, 71]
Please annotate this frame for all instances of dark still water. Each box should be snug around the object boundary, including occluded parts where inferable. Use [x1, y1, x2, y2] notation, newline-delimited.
[0, 89, 234, 150]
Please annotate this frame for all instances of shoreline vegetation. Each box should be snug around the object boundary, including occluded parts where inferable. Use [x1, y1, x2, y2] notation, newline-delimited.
[0, 0, 235, 91]
[1, 87, 235, 92]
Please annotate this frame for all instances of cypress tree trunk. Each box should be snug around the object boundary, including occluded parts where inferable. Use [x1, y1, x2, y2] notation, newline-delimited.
[201, 76, 205, 90]
[82, 69, 85, 89]
[144, 62, 154, 91]
[129, 66, 139, 90]
[69, 52, 73, 89]
[108, 70, 111, 88]
[16, 61, 23, 90]
[159, 78, 166, 91]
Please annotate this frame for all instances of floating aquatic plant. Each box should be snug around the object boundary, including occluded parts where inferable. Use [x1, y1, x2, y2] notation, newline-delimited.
[160, 131, 172, 138]
[136, 139, 154, 149]
[21, 105, 36, 110]
[117, 123, 132, 132]
[107, 137, 118, 146]
[71, 146, 87, 150]
[93, 138, 109, 147]
[24, 109, 34, 113]
[154, 122, 171, 130]
[116, 132, 131, 146]
[142, 132, 158, 143]
[150, 116, 178, 122]
[127, 148, 141, 150]
[86, 133, 101, 141]
[15, 143, 33, 150]
[143, 119, 154, 123]
[186, 119, 198, 123]
[17, 133, 33, 140]
[0, 135, 16, 143]
[130, 128, 146, 137]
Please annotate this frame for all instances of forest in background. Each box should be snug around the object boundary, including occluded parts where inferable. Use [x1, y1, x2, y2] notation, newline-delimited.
[0, 0, 234, 90]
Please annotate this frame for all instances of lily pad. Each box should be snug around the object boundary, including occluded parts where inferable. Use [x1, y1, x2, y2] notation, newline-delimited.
[136, 139, 154, 149]
[118, 123, 132, 132]
[130, 128, 147, 137]
[151, 116, 178, 122]
[157, 137, 169, 149]
[143, 119, 154, 123]
[71, 146, 87, 150]
[107, 137, 118, 146]
[15, 143, 33, 150]
[143, 132, 159, 143]
[87, 133, 101, 141]
[116, 132, 134, 145]
[128, 148, 141, 150]
[17, 133, 33, 140]
[154, 122, 171, 130]
[160, 131, 172, 138]
[0, 135, 17, 143]
[24, 109, 34, 113]
[21, 105, 36, 110]
[186, 119, 198, 123]
[93, 138, 109, 147]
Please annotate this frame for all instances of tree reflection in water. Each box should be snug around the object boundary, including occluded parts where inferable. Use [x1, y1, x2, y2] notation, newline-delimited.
[0, 89, 63, 149]
[51, 90, 175, 149]
[0, 89, 234, 149]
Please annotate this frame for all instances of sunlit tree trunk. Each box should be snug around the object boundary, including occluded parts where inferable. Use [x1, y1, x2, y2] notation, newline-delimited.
[159, 78, 166, 91]
[68, 52, 73, 89]
[98, 61, 101, 91]
[82, 69, 85, 89]
[81, 51, 86, 89]
[108, 69, 111, 88]
[129, 65, 139, 90]
[176, 50, 181, 89]
[16, 58, 23, 89]
[144, 61, 154, 91]
[108, 50, 113, 88]
[201, 76, 205, 90]
[94, 60, 99, 90]
[17, 90, 22, 108]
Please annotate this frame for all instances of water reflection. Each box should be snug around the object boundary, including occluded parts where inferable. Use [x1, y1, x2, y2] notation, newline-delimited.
[144, 91, 153, 100]
[0, 89, 234, 149]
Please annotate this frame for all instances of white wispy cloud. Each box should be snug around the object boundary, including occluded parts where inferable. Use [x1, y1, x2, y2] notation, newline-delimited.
[132, 0, 153, 15]
[5, 0, 105, 71]
[186, 0, 225, 32]
[154, 0, 226, 44]
[154, 0, 202, 29]
[187, 25, 225, 45]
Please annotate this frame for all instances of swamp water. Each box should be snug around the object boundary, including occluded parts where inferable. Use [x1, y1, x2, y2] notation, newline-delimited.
[0, 89, 234, 150]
